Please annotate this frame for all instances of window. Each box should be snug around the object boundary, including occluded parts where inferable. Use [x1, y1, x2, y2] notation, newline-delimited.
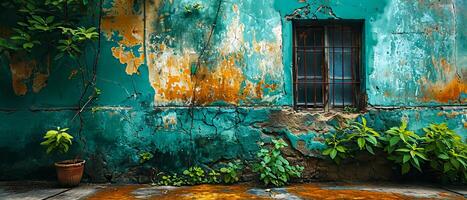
[293, 20, 363, 110]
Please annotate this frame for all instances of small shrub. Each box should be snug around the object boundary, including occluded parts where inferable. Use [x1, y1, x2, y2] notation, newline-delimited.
[253, 139, 304, 187]
[138, 152, 153, 164]
[40, 127, 73, 154]
[323, 117, 380, 164]
[423, 123, 467, 183]
[321, 117, 467, 184]
[154, 163, 243, 186]
[381, 120, 428, 174]
[183, 166, 206, 185]
[207, 170, 221, 184]
[219, 162, 242, 184]
[156, 173, 186, 186]
[343, 106, 358, 113]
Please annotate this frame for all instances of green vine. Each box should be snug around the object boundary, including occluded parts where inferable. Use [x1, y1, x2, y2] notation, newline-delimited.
[0, 0, 97, 59]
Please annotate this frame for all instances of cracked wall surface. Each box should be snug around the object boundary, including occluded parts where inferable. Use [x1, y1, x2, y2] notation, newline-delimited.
[0, 0, 466, 182]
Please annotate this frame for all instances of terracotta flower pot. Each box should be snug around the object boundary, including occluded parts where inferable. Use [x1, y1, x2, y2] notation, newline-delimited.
[55, 159, 85, 187]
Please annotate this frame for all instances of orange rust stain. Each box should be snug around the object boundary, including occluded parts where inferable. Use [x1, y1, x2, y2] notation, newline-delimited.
[149, 49, 196, 104]
[194, 54, 245, 105]
[157, 184, 266, 200]
[9, 58, 36, 95]
[68, 69, 78, 79]
[85, 183, 464, 200]
[87, 184, 267, 200]
[422, 77, 467, 103]
[287, 184, 446, 200]
[102, 0, 144, 75]
[32, 73, 49, 93]
[439, 59, 451, 74]
[149, 49, 260, 105]
[255, 80, 264, 98]
[102, 0, 143, 47]
[111, 46, 145, 75]
[86, 185, 140, 200]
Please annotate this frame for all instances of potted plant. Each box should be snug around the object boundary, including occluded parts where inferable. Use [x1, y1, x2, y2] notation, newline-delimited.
[40, 127, 85, 187]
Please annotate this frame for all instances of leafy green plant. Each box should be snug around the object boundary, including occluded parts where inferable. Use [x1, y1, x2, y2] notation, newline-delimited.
[184, 2, 203, 15]
[207, 170, 221, 184]
[343, 106, 358, 113]
[156, 173, 186, 186]
[253, 139, 304, 187]
[0, 1, 97, 59]
[154, 164, 238, 186]
[423, 123, 467, 182]
[348, 117, 380, 154]
[322, 125, 351, 164]
[183, 166, 206, 185]
[40, 127, 73, 154]
[219, 162, 242, 184]
[138, 152, 153, 164]
[322, 117, 380, 164]
[381, 120, 428, 174]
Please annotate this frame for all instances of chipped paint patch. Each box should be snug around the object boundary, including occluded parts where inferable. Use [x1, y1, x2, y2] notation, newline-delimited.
[32, 73, 49, 93]
[8, 55, 48, 96]
[111, 46, 145, 75]
[102, 0, 144, 75]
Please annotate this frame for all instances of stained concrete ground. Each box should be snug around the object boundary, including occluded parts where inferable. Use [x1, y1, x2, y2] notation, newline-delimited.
[0, 181, 466, 200]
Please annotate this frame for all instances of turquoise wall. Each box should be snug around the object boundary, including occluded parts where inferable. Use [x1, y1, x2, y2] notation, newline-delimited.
[0, 0, 465, 181]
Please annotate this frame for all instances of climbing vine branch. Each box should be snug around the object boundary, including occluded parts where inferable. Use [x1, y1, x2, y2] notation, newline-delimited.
[285, 1, 340, 20]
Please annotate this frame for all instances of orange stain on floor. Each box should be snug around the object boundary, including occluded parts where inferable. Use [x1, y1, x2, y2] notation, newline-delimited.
[85, 183, 463, 200]
[86, 185, 140, 200]
[288, 184, 421, 200]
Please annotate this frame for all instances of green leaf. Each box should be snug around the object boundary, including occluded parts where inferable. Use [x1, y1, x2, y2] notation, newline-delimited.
[450, 158, 460, 169]
[412, 157, 420, 169]
[396, 148, 410, 152]
[401, 163, 410, 174]
[438, 154, 449, 160]
[23, 42, 34, 49]
[366, 135, 377, 145]
[336, 146, 346, 153]
[330, 149, 337, 159]
[357, 138, 365, 149]
[46, 16, 54, 24]
[322, 148, 332, 155]
[402, 154, 410, 163]
[277, 165, 285, 172]
[366, 145, 374, 155]
[444, 162, 452, 172]
[409, 150, 415, 158]
[389, 136, 400, 146]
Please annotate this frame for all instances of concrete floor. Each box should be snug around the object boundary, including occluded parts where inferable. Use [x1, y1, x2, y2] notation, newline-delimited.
[0, 181, 465, 200]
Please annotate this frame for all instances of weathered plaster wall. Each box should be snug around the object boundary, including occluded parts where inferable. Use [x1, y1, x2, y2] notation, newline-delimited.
[0, 0, 465, 181]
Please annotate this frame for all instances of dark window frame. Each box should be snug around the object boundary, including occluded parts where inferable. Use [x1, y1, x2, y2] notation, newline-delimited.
[292, 19, 365, 110]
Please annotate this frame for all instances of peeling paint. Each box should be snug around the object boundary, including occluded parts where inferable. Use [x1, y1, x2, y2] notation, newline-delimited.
[7, 55, 49, 96]
[102, 0, 144, 75]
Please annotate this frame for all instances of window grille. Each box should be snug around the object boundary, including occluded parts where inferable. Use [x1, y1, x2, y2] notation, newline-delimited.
[293, 20, 363, 109]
